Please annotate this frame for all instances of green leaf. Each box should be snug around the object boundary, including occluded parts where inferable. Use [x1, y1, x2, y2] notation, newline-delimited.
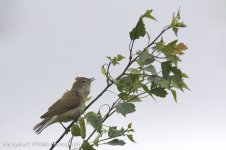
[171, 67, 182, 81]
[116, 76, 133, 92]
[177, 22, 187, 27]
[112, 57, 118, 65]
[182, 73, 189, 78]
[128, 123, 132, 129]
[106, 56, 112, 61]
[130, 19, 146, 40]
[116, 102, 136, 117]
[177, 9, 181, 19]
[144, 65, 157, 75]
[148, 76, 162, 85]
[160, 78, 170, 89]
[106, 139, 126, 146]
[161, 61, 172, 79]
[85, 112, 102, 133]
[153, 40, 165, 52]
[161, 40, 178, 56]
[79, 117, 86, 139]
[108, 127, 124, 138]
[146, 31, 151, 44]
[137, 50, 155, 65]
[140, 83, 152, 95]
[93, 133, 102, 146]
[127, 134, 136, 143]
[180, 81, 190, 91]
[101, 65, 107, 76]
[118, 92, 129, 100]
[142, 9, 157, 21]
[171, 12, 178, 36]
[127, 68, 140, 74]
[172, 26, 179, 36]
[171, 80, 190, 91]
[171, 89, 177, 103]
[129, 74, 141, 90]
[128, 95, 142, 102]
[167, 55, 180, 65]
[152, 87, 168, 98]
[171, 10, 187, 36]
[71, 124, 80, 136]
[171, 79, 183, 91]
[117, 54, 125, 61]
[81, 140, 95, 150]
[107, 55, 125, 66]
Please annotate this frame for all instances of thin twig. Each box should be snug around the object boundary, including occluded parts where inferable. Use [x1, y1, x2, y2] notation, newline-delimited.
[129, 40, 135, 61]
[146, 25, 172, 49]
[78, 98, 121, 150]
[68, 136, 73, 150]
[49, 25, 172, 150]
[106, 62, 113, 84]
[106, 90, 118, 96]
[97, 128, 133, 145]
[98, 104, 111, 113]
[80, 92, 146, 149]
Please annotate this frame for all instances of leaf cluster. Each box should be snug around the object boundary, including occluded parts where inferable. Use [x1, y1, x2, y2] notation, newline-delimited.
[50, 8, 189, 150]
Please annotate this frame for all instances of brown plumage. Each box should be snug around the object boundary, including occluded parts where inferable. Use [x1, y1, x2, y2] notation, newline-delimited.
[41, 91, 81, 118]
[33, 77, 94, 134]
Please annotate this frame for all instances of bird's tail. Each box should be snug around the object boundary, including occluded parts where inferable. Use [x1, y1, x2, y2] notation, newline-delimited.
[33, 118, 50, 134]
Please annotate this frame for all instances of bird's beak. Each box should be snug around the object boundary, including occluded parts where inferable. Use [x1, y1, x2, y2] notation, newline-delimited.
[90, 78, 95, 82]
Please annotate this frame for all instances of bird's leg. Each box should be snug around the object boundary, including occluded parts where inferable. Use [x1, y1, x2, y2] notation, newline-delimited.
[59, 122, 66, 130]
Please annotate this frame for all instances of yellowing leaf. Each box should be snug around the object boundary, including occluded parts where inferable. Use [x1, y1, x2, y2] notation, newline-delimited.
[174, 43, 188, 55]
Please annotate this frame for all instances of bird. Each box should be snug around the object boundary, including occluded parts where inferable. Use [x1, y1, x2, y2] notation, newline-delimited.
[33, 77, 94, 134]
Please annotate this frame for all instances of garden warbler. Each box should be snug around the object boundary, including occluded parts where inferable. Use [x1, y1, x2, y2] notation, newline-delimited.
[33, 77, 94, 134]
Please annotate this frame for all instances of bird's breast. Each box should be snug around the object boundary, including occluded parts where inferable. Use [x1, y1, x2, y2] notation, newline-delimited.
[57, 106, 83, 123]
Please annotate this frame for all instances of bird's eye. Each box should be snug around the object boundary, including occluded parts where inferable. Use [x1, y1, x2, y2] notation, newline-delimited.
[82, 80, 86, 83]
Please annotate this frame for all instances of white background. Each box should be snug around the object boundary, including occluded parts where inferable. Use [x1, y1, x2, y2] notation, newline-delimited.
[0, 0, 226, 150]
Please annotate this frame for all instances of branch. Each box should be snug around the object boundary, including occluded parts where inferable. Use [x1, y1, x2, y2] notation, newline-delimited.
[129, 40, 135, 61]
[78, 98, 120, 150]
[49, 85, 112, 150]
[49, 25, 172, 150]
[94, 128, 132, 146]
[78, 92, 146, 149]
[146, 25, 172, 49]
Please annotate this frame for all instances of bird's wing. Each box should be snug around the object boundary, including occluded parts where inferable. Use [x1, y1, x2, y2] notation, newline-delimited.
[40, 91, 82, 119]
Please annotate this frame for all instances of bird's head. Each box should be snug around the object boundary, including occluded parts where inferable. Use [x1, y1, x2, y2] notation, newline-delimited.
[72, 77, 94, 96]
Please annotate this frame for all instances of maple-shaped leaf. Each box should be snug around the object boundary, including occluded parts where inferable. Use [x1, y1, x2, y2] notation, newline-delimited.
[174, 43, 188, 55]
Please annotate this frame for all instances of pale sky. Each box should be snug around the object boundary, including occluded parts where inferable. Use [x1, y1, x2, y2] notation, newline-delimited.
[1, 0, 226, 150]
